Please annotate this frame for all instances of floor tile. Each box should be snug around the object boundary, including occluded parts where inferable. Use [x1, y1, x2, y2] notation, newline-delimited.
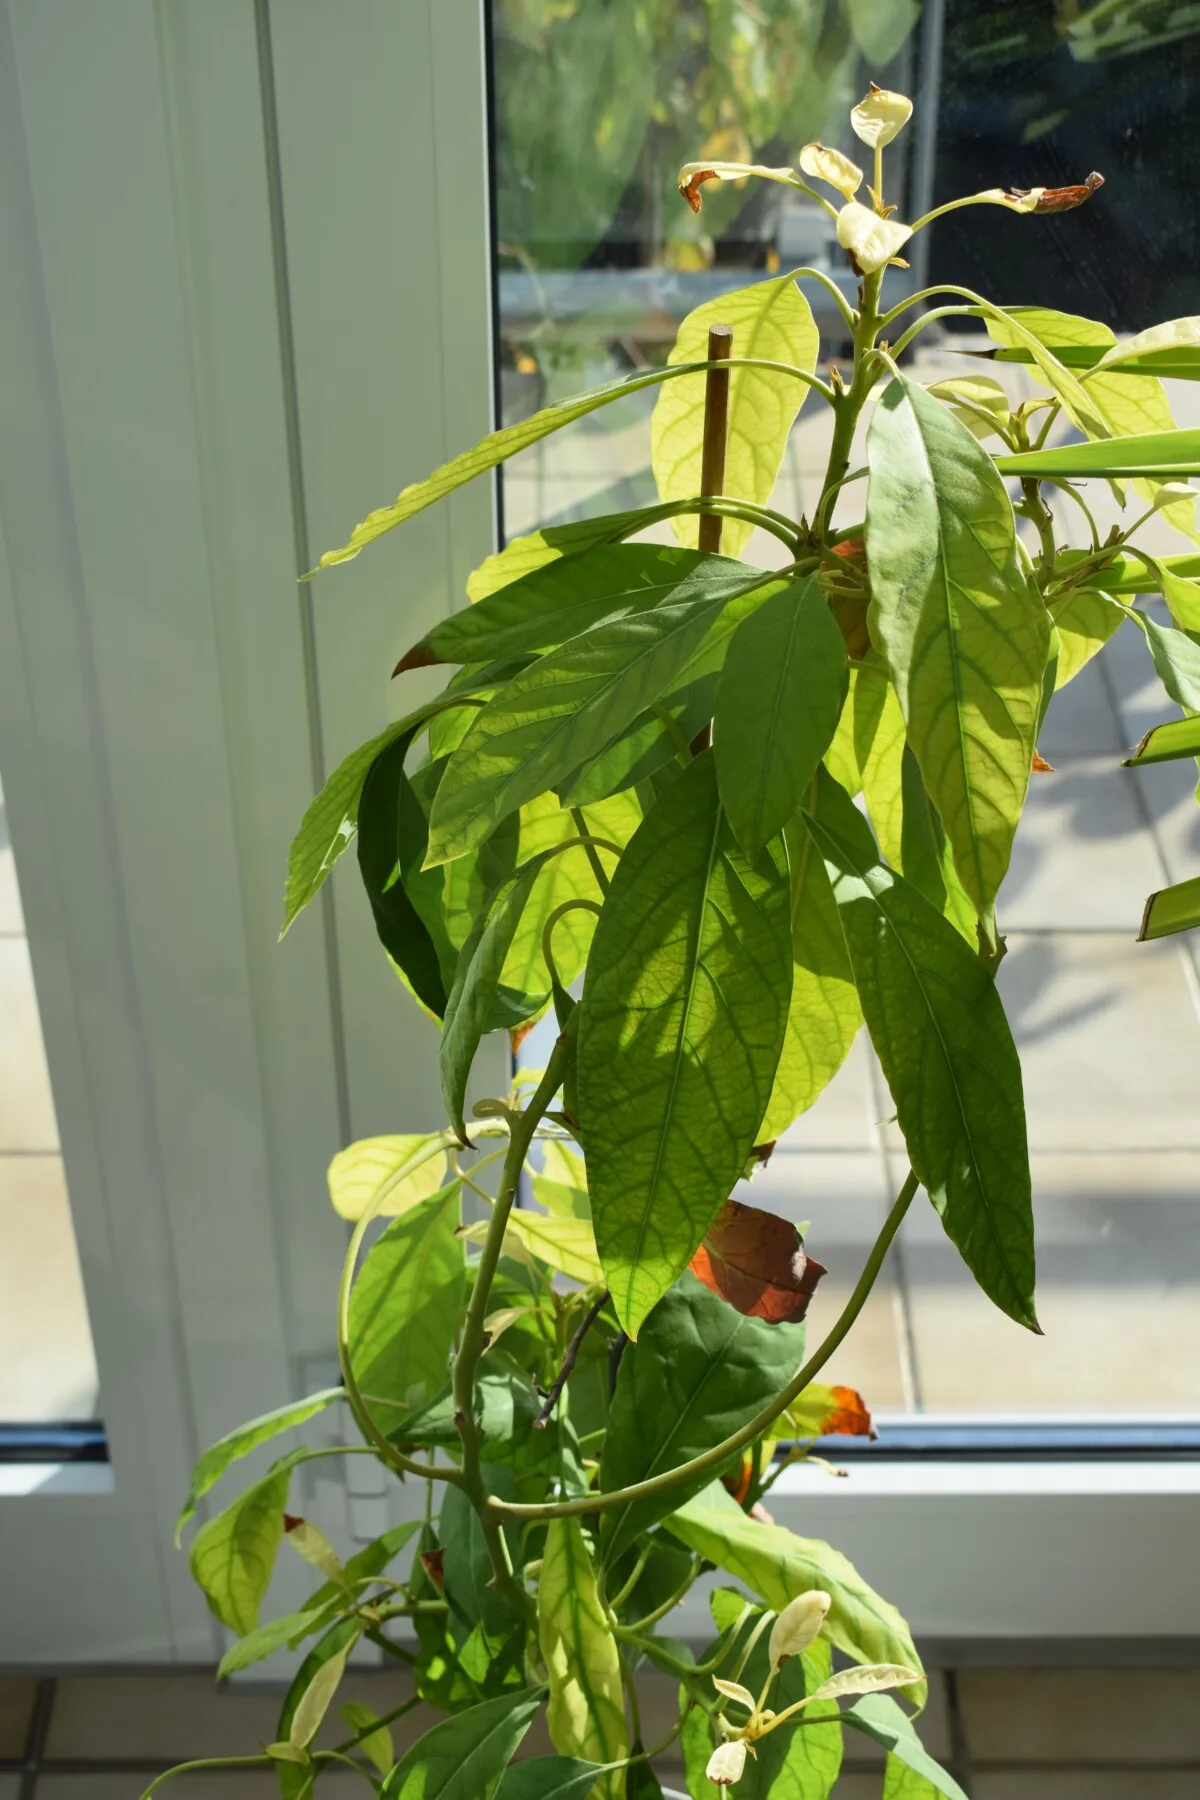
[997, 933, 1200, 1151]
[749, 1149, 892, 1244]
[0, 1675, 36, 1757]
[0, 1155, 98, 1420]
[47, 1674, 295, 1761]
[0, 1776, 18, 1800]
[0, 937, 59, 1150]
[973, 1774, 1200, 1800]
[1004, 759, 1166, 932]
[959, 1666, 1200, 1763]
[1132, 757, 1200, 888]
[1039, 656, 1126, 757]
[35, 1779, 364, 1800]
[903, 1152, 1200, 1410]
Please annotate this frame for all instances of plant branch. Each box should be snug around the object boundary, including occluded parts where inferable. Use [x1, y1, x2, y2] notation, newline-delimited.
[534, 1287, 609, 1428]
[540, 898, 604, 993]
[452, 1036, 570, 1618]
[488, 1169, 920, 1522]
[569, 808, 614, 896]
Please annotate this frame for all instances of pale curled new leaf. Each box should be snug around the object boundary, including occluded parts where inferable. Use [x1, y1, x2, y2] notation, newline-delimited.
[804, 770, 1036, 1329]
[715, 576, 848, 855]
[577, 754, 793, 1337]
[538, 1518, 627, 1799]
[866, 375, 1049, 926]
[651, 275, 820, 557]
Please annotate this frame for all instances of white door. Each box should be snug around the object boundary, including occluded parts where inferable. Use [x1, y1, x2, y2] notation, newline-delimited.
[0, 0, 496, 1660]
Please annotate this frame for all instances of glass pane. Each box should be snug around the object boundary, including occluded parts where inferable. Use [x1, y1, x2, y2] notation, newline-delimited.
[0, 771, 99, 1423]
[489, 0, 1200, 1422]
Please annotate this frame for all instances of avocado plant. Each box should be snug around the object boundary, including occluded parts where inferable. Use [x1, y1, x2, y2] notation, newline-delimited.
[154, 83, 1200, 1800]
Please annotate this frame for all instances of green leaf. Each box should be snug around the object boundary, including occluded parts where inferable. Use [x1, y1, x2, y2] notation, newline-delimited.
[804, 770, 1036, 1329]
[577, 754, 793, 1337]
[558, 667, 720, 808]
[441, 1477, 524, 1643]
[663, 1484, 924, 1704]
[1139, 611, 1200, 711]
[501, 1210, 605, 1286]
[997, 429, 1200, 479]
[680, 1702, 717, 1798]
[348, 1183, 464, 1423]
[425, 544, 720, 668]
[822, 672, 860, 797]
[466, 506, 679, 603]
[380, 1688, 543, 1800]
[538, 1516, 628, 1797]
[600, 1273, 807, 1566]
[281, 697, 477, 934]
[650, 275, 820, 558]
[189, 1451, 306, 1634]
[395, 1348, 543, 1466]
[926, 375, 1011, 443]
[495, 1758, 612, 1800]
[314, 359, 750, 570]
[532, 1142, 590, 1219]
[327, 1133, 449, 1222]
[441, 856, 552, 1137]
[898, 749, 976, 944]
[884, 1759, 947, 1799]
[357, 734, 456, 1015]
[715, 577, 848, 855]
[1139, 875, 1200, 941]
[427, 558, 780, 865]
[844, 1694, 967, 1800]
[966, 301, 1110, 439]
[866, 375, 1049, 926]
[757, 812, 861, 1143]
[1048, 588, 1124, 689]
[1124, 715, 1200, 765]
[176, 1390, 343, 1542]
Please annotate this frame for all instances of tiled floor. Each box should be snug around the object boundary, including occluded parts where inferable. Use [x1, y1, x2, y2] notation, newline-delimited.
[510, 340, 1200, 1418]
[0, 1665, 1197, 1795]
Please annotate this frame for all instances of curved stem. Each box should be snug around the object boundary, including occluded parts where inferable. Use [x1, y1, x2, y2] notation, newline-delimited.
[785, 264, 856, 332]
[488, 1169, 919, 1523]
[569, 807, 614, 896]
[1043, 478, 1101, 552]
[613, 1556, 702, 1638]
[888, 305, 977, 359]
[138, 1758, 274, 1799]
[814, 269, 886, 542]
[541, 898, 604, 993]
[452, 1036, 571, 1619]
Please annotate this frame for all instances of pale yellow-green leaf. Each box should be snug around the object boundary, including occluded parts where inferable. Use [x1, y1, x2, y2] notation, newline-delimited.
[1089, 316, 1200, 373]
[283, 1518, 346, 1590]
[326, 1133, 449, 1222]
[823, 670, 861, 796]
[976, 302, 1109, 441]
[1048, 588, 1124, 689]
[989, 306, 1199, 542]
[853, 663, 905, 865]
[505, 1211, 604, 1285]
[498, 791, 642, 997]
[926, 376, 1011, 442]
[340, 1703, 395, 1776]
[289, 1633, 358, 1749]
[538, 1516, 628, 1799]
[836, 202, 912, 274]
[651, 275, 820, 557]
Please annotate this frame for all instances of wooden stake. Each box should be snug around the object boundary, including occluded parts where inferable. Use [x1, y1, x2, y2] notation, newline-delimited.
[698, 322, 733, 554]
[691, 323, 733, 754]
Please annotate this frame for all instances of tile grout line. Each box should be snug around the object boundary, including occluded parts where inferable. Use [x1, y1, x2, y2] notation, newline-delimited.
[16, 1677, 54, 1800]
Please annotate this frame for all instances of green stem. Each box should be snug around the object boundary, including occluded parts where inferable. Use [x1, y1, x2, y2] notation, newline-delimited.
[569, 808, 614, 896]
[452, 1036, 570, 1619]
[1021, 478, 1058, 581]
[541, 898, 604, 992]
[613, 1556, 702, 1637]
[814, 270, 886, 542]
[488, 1169, 919, 1523]
[138, 1758, 274, 1799]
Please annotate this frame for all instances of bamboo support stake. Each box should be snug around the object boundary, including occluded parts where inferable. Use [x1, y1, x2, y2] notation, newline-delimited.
[698, 322, 733, 553]
[691, 323, 733, 754]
